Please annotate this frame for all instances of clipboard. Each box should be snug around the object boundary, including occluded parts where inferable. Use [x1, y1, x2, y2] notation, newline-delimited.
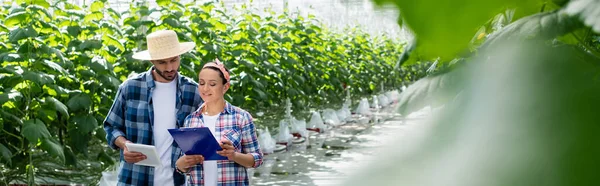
[125, 143, 162, 167]
[168, 127, 227, 161]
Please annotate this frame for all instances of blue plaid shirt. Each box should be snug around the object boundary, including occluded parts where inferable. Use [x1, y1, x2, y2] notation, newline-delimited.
[104, 67, 203, 186]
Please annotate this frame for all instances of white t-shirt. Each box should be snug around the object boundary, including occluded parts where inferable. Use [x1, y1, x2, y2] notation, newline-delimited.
[202, 113, 220, 186]
[152, 80, 177, 186]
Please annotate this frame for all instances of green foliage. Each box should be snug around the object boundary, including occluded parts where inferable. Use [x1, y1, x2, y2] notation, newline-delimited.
[351, 0, 600, 185]
[373, 0, 549, 61]
[0, 0, 425, 184]
[391, 1, 600, 116]
[563, 0, 600, 33]
[348, 38, 600, 186]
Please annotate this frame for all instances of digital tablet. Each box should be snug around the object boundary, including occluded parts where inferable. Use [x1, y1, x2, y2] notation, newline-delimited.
[125, 143, 162, 167]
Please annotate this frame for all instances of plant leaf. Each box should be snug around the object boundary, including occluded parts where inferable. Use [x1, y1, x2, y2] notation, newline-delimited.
[8, 28, 27, 42]
[18, 0, 50, 8]
[40, 138, 65, 162]
[71, 115, 98, 134]
[482, 11, 582, 49]
[83, 12, 103, 22]
[156, 0, 171, 6]
[27, 4, 52, 18]
[345, 40, 600, 186]
[372, 0, 540, 60]
[21, 119, 51, 143]
[90, 1, 104, 12]
[99, 74, 122, 89]
[396, 69, 462, 116]
[79, 40, 102, 51]
[42, 60, 66, 74]
[102, 34, 124, 52]
[64, 146, 77, 167]
[23, 70, 54, 86]
[68, 128, 89, 155]
[67, 93, 92, 112]
[46, 96, 69, 118]
[4, 11, 29, 27]
[563, 0, 600, 33]
[0, 143, 12, 166]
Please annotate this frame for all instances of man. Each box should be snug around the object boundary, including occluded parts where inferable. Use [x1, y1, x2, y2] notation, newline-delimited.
[104, 30, 203, 186]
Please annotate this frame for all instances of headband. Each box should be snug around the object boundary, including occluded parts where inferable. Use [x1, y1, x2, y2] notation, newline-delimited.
[202, 59, 230, 84]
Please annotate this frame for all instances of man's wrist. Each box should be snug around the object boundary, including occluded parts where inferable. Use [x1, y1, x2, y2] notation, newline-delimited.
[115, 136, 128, 149]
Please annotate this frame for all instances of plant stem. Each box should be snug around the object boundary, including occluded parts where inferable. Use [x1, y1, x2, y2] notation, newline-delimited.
[572, 32, 600, 58]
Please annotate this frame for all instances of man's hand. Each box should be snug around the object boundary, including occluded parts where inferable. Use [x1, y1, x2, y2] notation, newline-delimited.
[176, 155, 204, 173]
[217, 139, 236, 160]
[116, 136, 147, 163]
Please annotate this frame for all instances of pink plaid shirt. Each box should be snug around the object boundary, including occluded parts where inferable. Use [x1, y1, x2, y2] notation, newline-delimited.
[181, 102, 263, 185]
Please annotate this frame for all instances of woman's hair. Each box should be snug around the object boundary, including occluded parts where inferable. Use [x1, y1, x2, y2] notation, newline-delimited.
[203, 65, 230, 85]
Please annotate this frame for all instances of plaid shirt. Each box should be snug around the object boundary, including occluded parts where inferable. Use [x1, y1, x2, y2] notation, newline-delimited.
[181, 102, 263, 186]
[103, 67, 203, 186]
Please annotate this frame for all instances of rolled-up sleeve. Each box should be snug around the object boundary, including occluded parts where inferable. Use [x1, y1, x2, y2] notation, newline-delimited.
[103, 84, 127, 150]
[240, 113, 263, 168]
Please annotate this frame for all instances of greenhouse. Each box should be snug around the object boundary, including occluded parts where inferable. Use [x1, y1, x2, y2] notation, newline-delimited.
[1, 0, 599, 185]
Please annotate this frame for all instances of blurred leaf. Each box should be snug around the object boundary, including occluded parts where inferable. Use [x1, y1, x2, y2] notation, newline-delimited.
[22, 119, 50, 143]
[94, 127, 106, 141]
[27, 4, 52, 19]
[38, 21, 59, 34]
[99, 74, 121, 89]
[64, 146, 77, 167]
[563, 0, 600, 33]
[396, 70, 459, 115]
[71, 115, 98, 134]
[68, 128, 89, 155]
[483, 11, 582, 49]
[0, 24, 8, 32]
[4, 11, 28, 27]
[90, 1, 104, 12]
[79, 40, 102, 51]
[397, 39, 417, 67]
[46, 96, 69, 118]
[157, 0, 171, 6]
[42, 60, 66, 74]
[67, 93, 91, 112]
[0, 92, 8, 105]
[254, 89, 268, 100]
[102, 34, 124, 52]
[164, 17, 180, 28]
[345, 40, 600, 186]
[23, 70, 54, 86]
[0, 144, 12, 166]
[90, 57, 109, 73]
[40, 138, 65, 162]
[67, 26, 81, 37]
[9, 28, 27, 42]
[372, 0, 540, 60]
[18, 0, 50, 8]
[97, 150, 115, 166]
[84, 12, 103, 22]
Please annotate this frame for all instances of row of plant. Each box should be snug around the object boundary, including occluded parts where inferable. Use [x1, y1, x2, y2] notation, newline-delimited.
[0, 0, 429, 184]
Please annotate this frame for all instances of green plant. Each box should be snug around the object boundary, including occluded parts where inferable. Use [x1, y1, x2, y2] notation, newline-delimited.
[1, 0, 425, 184]
[344, 0, 600, 185]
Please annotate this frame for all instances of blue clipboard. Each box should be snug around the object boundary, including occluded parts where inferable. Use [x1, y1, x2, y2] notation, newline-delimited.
[168, 127, 227, 161]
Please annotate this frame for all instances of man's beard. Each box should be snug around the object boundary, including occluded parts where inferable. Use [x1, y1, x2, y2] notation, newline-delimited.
[155, 67, 179, 81]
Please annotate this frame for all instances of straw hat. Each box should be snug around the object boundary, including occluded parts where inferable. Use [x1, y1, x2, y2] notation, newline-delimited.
[132, 30, 195, 60]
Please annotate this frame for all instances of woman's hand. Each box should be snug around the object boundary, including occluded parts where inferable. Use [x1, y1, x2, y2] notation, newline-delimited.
[217, 139, 237, 160]
[176, 154, 204, 173]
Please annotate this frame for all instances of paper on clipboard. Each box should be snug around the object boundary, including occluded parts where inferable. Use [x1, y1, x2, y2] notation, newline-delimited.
[125, 143, 162, 167]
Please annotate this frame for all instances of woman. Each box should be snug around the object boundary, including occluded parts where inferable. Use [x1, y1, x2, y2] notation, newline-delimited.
[175, 60, 263, 185]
